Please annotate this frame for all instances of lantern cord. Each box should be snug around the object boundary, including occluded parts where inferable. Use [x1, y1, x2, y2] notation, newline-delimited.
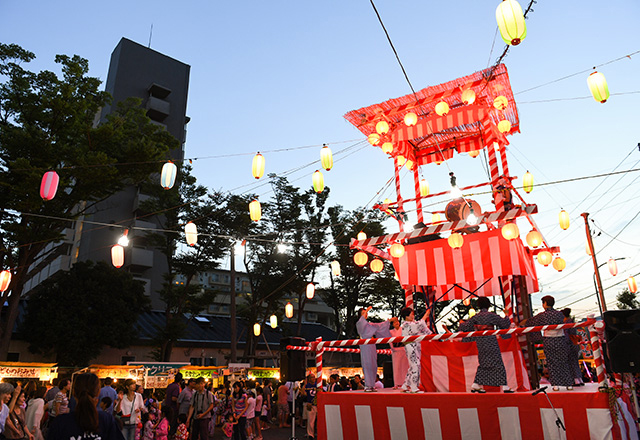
[556, 270, 640, 312]
[486, 27, 500, 69]
[368, 0, 419, 102]
[518, 91, 640, 104]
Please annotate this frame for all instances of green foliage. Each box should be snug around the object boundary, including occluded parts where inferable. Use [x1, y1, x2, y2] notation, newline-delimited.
[20, 261, 149, 366]
[616, 288, 639, 310]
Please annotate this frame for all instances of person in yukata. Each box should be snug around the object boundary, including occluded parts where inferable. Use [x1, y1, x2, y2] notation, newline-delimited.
[525, 295, 574, 391]
[389, 318, 409, 389]
[400, 307, 432, 393]
[562, 308, 584, 386]
[459, 297, 513, 393]
[356, 306, 394, 392]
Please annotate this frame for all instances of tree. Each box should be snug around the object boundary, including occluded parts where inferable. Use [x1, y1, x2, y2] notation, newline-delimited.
[20, 261, 149, 366]
[0, 44, 175, 358]
[617, 288, 639, 310]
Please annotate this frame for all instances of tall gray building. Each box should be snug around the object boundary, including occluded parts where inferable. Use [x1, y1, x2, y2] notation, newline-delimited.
[23, 38, 190, 310]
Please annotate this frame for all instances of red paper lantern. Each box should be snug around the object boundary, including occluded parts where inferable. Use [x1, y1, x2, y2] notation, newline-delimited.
[608, 258, 618, 276]
[0, 270, 11, 292]
[40, 171, 59, 201]
[111, 244, 125, 268]
[628, 276, 637, 294]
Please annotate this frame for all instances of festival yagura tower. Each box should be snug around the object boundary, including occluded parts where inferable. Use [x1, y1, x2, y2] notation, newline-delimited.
[345, 64, 558, 329]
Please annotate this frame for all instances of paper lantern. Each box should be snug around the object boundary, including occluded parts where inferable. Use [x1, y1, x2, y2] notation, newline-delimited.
[161, 162, 177, 190]
[552, 257, 566, 272]
[306, 283, 315, 299]
[448, 233, 464, 249]
[587, 71, 609, 103]
[432, 213, 441, 223]
[367, 133, 381, 146]
[608, 258, 618, 276]
[404, 112, 417, 126]
[331, 260, 341, 277]
[396, 155, 406, 166]
[376, 120, 390, 135]
[419, 179, 429, 197]
[40, 170, 60, 200]
[559, 210, 570, 230]
[370, 259, 384, 273]
[501, 223, 520, 240]
[0, 270, 11, 292]
[381, 142, 393, 154]
[435, 101, 449, 116]
[252, 153, 265, 179]
[405, 159, 414, 170]
[523, 171, 533, 193]
[496, 0, 527, 46]
[526, 230, 543, 248]
[586, 242, 592, 256]
[493, 95, 508, 110]
[537, 250, 552, 266]
[357, 232, 367, 241]
[354, 251, 368, 266]
[463, 297, 471, 307]
[320, 145, 333, 171]
[462, 89, 476, 105]
[389, 243, 405, 258]
[468, 309, 477, 318]
[468, 150, 480, 158]
[312, 170, 324, 193]
[498, 120, 511, 133]
[249, 200, 261, 222]
[285, 302, 294, 319]
[270, 314, 278, 328]
[628, 276, 637, 294]
[253, 323, 261, 336]
[185, 222, 197, 246]
[111, 244, 125, 268]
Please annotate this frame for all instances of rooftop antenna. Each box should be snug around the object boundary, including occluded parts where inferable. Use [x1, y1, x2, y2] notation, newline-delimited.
[148, 24, 153, 48]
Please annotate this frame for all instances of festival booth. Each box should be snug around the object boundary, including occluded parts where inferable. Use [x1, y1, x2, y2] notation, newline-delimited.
[73, 364, 145, 387]
[130, 362, 190, 389]
[279, 63, 637, 439]
[180, 366, 225, 387]
[0, 362, 57, 384]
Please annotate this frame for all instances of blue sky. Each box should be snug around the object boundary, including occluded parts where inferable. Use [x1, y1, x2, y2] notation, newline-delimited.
[2, 1, 639, 317]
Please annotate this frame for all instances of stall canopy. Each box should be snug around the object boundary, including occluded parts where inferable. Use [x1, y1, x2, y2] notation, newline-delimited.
[0, 362, 57, 381]
[392, 228, 539, 300]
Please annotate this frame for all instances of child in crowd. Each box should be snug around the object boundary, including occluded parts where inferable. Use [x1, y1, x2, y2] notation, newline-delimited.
[99, 396, 112, 412]
[174, 414, 189, 440]
[222, 414, 237, 439]
[141, 413, 155, 440]
[154, 406, 170, 440]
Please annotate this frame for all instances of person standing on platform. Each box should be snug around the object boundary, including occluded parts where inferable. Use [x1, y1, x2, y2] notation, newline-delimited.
[356, 306, 394, 392]
[562, 308, 584, 386]
[525, 295, 574, 390]
[459, 297, 513, 393]
[400, 307, 431, 393]
[389, 318, 409, 389]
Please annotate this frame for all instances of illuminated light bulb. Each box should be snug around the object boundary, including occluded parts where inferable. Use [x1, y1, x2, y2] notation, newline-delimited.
[468, 150, 480, 158]
[270, 314, 278, 328]
[306, 283, 315, 299]
[118, 230, 130, 247]
[375, 120, 390, 135]
[559, 209, 570, 230]
[461, 89, 476, 105]
[496, 0, 527, 46]
[312, 170, 324, 193]
[253, 323, 261, 336]
[320, 145, 333, 171]
[498, 120, 511, 133]
[285, 302, 294, 318]
[435, 101, 450, 116]
[357, 232, 367, 241]
[381, 142, 393, 154]
[523, 171, 533, 193]
[537, 250, 552, 266]
[389, 243, 405, 258]
[367, 133, 381, 146]
[493, 142, 500, 151]
[493, 95, 508, 110]
[466, 211, 478, 226]
[277, 243, 288, 253]
[331, 260, 341, 277]
[404, 112, 417, 126]
[468, 308, 477, 318]
[432, 213, 441, 223]
[185, 222, 198, 246]
[354, 251, 368, 266]
[608, 258, 618, 276]
[370, 259, 384, 273]
[252, 153, 265, 179]
[448, 233, 464, 249]
[450, 186, 462, 200]
[552, 257, 566, 272]
[501, 223, 520, 240]
[419, 179, 429, 197]
[526, 230, 542, 248]
[628, 276, 637, 294]
[587, 71, 609, 103]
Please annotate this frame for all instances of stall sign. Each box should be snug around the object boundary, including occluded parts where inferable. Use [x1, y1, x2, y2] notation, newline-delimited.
[92, 367, 142, 379]
[182, 369, 220, 379]
[248, 369, 279, 379]
[128, 362, 189, 377]
[0, 367, 40, 378]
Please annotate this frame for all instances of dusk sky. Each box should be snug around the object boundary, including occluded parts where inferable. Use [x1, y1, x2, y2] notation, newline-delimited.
[2, 1, 639, 318]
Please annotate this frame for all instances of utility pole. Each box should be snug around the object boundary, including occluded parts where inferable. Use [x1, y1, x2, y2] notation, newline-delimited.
[230, 244, 237, 362]
[582, 212, 606, 315]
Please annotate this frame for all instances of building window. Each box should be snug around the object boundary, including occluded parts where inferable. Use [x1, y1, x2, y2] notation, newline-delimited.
[190, 357, 203, 366]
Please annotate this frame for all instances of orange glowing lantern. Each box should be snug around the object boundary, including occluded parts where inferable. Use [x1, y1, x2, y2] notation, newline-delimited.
[526, 230, 543, 248]
[249, 200, 261, 222]
[320, 145, 333, 171]
[404, 112, 417, 126]
[419, 179, 429, 197]
[331, 260, 341, 277]
[628, 276, 637, 294]
[432, 213, 441, 223]
[354, 251, 368, 266]
[270, 314, 278, 328]
[559, 210, 570, 230]
[312, 170, 324, 193]
[111, 244, 125, 268]
[253, 323, 261, 336]
[496, 0, 527, 46]
[285, 302, 294, 318]
[552, 257, 566, 272]
[463, 297, 471, 306]
[501, 223, 520, 240]
[468, 150, 480, 158]
[587, 71, 609, 103]
[537, 250, 552, 266]
[370, 259, 384, 273]
[40, 170, 60, 200]
[306, 283, 315, 299]
[493, 95, 508, 110]
[435, 101, 450, 116]
[185, 221, 198, 246]
[448, 233, 464, 249]
[357, 231, 367, 241]
[368, 133, 381, 146]
[376, 120, 390, 135]
[381, 142, 393, 154]
[396, 155, 406, 166]
[523, 171, 533, 193]
[0, 270, 11, 292]
[586, 243, 593, 256]
[405, 159, 414, 170]
[252, 153, 265, 179]
[389, 243, 405, 258]
[498, 120, 511, 133]
[462, 89, 476, 105]
[608, 258, 618, 276]
[160, 162, 177, 190]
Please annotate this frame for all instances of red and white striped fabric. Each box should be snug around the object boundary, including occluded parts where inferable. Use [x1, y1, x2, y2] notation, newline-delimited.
[420, 337, 530, 393]
[392, 228, 539, 300]
[318, 389, 635, 440]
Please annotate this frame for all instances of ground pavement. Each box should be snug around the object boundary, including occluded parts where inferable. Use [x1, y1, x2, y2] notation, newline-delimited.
[211, 422, 311, 440]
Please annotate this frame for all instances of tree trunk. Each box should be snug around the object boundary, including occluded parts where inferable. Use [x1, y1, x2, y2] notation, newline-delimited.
[0, 250, 30, 360]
